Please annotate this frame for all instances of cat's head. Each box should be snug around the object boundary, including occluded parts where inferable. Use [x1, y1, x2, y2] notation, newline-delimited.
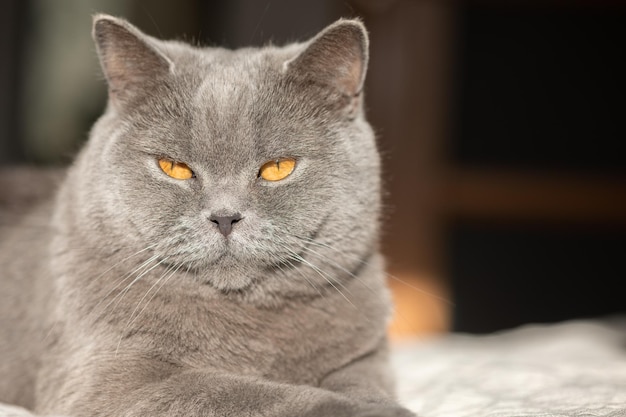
[63, 15, 380, 296]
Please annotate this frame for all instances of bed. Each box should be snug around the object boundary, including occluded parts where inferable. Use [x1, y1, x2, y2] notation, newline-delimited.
[2, 318, 625, 417]
[393, 318, 626, 416]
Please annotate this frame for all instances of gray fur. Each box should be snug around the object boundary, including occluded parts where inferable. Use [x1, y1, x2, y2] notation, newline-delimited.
[0, 15, 415, 417]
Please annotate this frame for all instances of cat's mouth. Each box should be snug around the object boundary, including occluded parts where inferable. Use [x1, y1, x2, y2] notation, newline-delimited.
[154, 241, 300, 293]
[153, 222, 317, 291]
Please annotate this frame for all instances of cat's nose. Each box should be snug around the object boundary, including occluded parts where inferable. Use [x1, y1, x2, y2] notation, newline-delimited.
[208, 213, 242, 237]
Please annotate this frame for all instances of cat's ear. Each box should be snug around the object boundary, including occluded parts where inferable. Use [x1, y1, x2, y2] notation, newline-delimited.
[92, 14, 173, 107]
[286, 19, 369, 100]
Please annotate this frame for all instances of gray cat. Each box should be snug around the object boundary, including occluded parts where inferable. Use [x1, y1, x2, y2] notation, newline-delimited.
[0, 14, 415, 417]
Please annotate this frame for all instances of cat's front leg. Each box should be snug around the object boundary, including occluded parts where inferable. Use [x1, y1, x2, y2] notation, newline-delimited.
[101, 370, 360, 417]
[319, 338, 416, 417]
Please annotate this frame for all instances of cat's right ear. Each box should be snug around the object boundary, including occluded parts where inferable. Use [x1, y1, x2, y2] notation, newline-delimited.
[92, 14, 173, 108]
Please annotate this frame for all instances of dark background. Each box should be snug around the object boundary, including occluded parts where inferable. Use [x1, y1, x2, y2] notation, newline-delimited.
[1, 0, 624, 335]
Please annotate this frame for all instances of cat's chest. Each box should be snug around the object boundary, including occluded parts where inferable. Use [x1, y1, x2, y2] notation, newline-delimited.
[123, 288, 382, 385]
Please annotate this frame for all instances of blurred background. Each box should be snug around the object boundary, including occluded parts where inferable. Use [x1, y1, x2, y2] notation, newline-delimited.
[1, 0, 624, 338]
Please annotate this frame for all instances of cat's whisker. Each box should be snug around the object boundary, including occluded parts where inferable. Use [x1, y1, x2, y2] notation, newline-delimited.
[265, 244, 325, 297]
[90, 253, 161, 320]
[111, 257, 169, 311]
[274, 236, 355, 295]
[116, 261, 183, 356]
[87, 243, 159, 288]
[124, 261, 183, 330]
[290, 244, 387, 325]
[94, 255, 166, 323]
[294, 235, 453, 329]
[296, 235, 454, 330]
[41, 320, 59, 344]
[86, 246, 160, 306]
[296, 244, 377, 295]
[283, 258, 325, 297]
[278, 244, 356, 309]
[292, 236, 446, 329]
[295, 234, 454, 306]
[385, 274, 454, 306]
[253, 234, 339, 298]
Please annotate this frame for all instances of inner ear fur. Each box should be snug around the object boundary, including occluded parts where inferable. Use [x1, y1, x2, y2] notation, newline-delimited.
[287, 19, 369, 98]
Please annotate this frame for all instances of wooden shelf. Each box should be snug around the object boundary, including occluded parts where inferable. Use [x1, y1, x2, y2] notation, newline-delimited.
[444, 169, 626, 225]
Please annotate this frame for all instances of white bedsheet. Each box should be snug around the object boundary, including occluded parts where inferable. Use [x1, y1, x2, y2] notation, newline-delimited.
[2, 319, 625, 417]
[393, 318, 626, 416]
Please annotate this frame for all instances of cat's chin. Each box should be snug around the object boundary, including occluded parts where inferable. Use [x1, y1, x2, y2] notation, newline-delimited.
[195, 258, 259, 293]
[203, 272, 256, 293]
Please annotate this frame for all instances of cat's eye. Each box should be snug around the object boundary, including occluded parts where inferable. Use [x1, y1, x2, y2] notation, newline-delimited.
[259, 158, 296, 182]
[158, 158, 194, 180]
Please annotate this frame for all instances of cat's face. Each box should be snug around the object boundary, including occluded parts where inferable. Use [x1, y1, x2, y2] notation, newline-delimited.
[72, 16, 380, 294]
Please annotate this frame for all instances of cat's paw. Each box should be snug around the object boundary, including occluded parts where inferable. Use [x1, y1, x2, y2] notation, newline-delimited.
[299, 400, 355, 417]
[301, 400, 417, 417]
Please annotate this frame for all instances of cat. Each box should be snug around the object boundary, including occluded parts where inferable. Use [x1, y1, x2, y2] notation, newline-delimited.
[0, 14, 416, 417]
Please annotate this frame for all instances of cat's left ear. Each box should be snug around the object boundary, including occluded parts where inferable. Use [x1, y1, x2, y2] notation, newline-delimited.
[286, 19, 369, 113]
[92, 14, 173, 108]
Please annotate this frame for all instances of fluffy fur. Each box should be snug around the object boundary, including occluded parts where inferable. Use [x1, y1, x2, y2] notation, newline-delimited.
[0, 15, 415, 417]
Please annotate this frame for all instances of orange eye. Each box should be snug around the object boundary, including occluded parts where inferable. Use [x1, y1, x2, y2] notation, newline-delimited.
[259, 158, 296, 182]
[158, 158, 194, 180]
